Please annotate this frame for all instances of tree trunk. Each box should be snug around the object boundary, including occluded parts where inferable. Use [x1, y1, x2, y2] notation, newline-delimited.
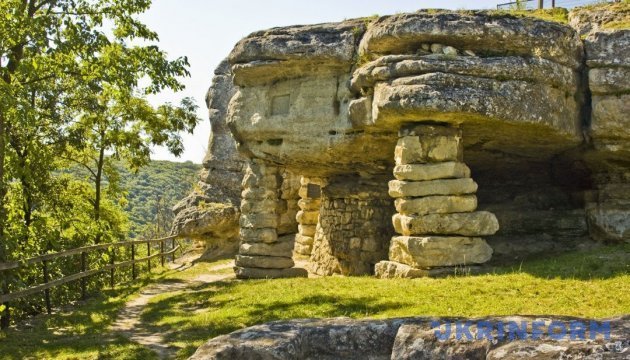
[94, 144, 105, 244]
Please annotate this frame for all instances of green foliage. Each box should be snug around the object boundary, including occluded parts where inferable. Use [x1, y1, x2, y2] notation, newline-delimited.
[489, 8, 569, 24]
[0, 0, 201, 327]
[114, 160, 200, 238]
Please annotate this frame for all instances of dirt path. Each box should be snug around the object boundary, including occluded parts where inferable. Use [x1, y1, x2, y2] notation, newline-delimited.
[110, 261, 235, 359]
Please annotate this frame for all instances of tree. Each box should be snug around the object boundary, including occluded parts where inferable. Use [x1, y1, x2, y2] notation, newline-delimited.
[0, 0, 200, 327]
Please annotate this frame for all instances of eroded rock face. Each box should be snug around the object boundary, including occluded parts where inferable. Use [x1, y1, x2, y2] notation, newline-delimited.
[189, 316, 629, 359]
[177, 4, 629, 276]
[171, 60, 244, 259]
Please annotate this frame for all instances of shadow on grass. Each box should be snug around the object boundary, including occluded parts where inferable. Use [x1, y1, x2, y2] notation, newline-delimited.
[492, 243, 630, 280]
[140, 281, 407, 358]
[0, 277, 161, 360]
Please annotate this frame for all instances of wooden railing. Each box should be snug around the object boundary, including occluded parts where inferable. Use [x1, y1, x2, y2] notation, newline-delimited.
[0, 235, 180, 327]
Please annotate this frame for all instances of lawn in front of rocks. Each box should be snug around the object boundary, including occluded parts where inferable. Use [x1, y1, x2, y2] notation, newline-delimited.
[142, 243, 630, 359]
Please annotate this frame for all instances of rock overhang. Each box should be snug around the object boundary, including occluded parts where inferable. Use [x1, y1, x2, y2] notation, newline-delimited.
[226, 10, 588, 177]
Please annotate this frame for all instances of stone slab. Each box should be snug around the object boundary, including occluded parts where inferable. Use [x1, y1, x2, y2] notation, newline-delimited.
[234, 266, 308, 279]
[296, 210, 319, 225]
[393, 162, 470, 181]
[389, 236, 492, 267]
[240, 228, 278, 243]
[374, 260, 483, 278]
[299, 224, 317, 237]
[235, 255, 295, 269]
[393, 211, 499, 236]
[239, 213, 279, 229]
[394, 195, 477, 215]
[394, 133, 462, 165]
[239, 237, 295, 257]
[389, 178, 477, 198]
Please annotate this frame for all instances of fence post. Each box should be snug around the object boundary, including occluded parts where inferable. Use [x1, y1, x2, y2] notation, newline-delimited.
[147, 241, 151, 272]
[110, 247, 115, 288]
[538, 0, 543, 9]
[80, 252, 87, 301]
[551, 0, 555, 7]
[131, 242, 136, 280]
[43, 260, 52, 314]
[160, 240, 165, 267]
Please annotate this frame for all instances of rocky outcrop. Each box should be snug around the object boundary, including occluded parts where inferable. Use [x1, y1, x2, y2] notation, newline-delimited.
[190, 316, 629, 359]
[175, 3, 628, 275]
[171, 60, 244, 258]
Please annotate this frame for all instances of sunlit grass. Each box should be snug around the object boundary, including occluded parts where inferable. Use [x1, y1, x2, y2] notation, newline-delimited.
[1, 244, 628, 359]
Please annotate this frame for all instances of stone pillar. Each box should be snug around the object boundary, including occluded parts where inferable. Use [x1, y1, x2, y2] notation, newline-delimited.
[294, 177, 323, 256]
[235, 160, 307, 279]
[375, 124, 499, 278]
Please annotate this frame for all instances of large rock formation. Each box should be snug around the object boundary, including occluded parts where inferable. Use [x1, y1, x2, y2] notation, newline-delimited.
[175, 3, 629, 274]
[190, 316, 629, 359]
[171, 60, 244, 259]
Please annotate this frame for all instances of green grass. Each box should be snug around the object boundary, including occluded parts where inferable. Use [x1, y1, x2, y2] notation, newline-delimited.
[1, 244, 628, 359]
[488, 8, 569, 24]
[0, 271, 168, 360]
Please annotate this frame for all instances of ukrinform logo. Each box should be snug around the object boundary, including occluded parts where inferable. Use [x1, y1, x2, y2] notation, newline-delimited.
[430, 320, 611, 342]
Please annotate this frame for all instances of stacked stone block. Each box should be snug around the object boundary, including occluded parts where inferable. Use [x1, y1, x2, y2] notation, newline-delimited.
[235, 161, 307, 279]
[376, 124, 499, 278]
[294, 177, 323, 256]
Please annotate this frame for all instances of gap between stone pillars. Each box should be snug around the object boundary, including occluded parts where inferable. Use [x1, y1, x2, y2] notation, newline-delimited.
[375, 123, 499, 278]
[234, 160, 307, 279]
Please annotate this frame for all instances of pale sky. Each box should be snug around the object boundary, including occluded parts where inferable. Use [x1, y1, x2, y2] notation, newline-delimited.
[144, 0, 501, 163]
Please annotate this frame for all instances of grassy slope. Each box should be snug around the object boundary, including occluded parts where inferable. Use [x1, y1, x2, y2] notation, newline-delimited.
[1, 244, 628, 359]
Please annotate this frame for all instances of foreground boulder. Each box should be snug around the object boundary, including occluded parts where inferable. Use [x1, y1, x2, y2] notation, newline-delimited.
[190, 316, 629, 359]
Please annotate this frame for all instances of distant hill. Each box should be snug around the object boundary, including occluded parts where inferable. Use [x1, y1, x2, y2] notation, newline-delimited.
[63, 159, 202, 239]
[119, 160, 201, 238]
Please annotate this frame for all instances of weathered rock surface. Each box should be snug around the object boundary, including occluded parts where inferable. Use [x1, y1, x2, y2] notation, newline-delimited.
[393, 162, 470, 181]
[171, 60, 244, 259]
[389, 178, 478, 198]
[389, 236, 492, 267]
[393, 212, 499, 236]
[190, 316, 629, 359]
[394, 195, 477, 215]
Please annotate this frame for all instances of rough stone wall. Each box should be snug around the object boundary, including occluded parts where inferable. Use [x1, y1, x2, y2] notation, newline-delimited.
[309, 177, 393, 276]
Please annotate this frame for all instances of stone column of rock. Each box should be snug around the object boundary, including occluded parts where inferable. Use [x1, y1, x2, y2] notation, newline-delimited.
[235, 161, 307, 279]
[375, 124, 499, 278]
[294, 177, 322, 256]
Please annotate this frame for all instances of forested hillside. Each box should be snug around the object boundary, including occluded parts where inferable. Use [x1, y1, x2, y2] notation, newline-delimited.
[119, 160, 201, 238]
[66, 160, 201, 239]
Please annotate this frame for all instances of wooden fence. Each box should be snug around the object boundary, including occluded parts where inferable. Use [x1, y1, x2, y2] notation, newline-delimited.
[0, 235, 180, 328]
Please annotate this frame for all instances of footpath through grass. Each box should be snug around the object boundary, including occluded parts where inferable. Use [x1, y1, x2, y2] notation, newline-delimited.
[0, 244, 628, 359]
